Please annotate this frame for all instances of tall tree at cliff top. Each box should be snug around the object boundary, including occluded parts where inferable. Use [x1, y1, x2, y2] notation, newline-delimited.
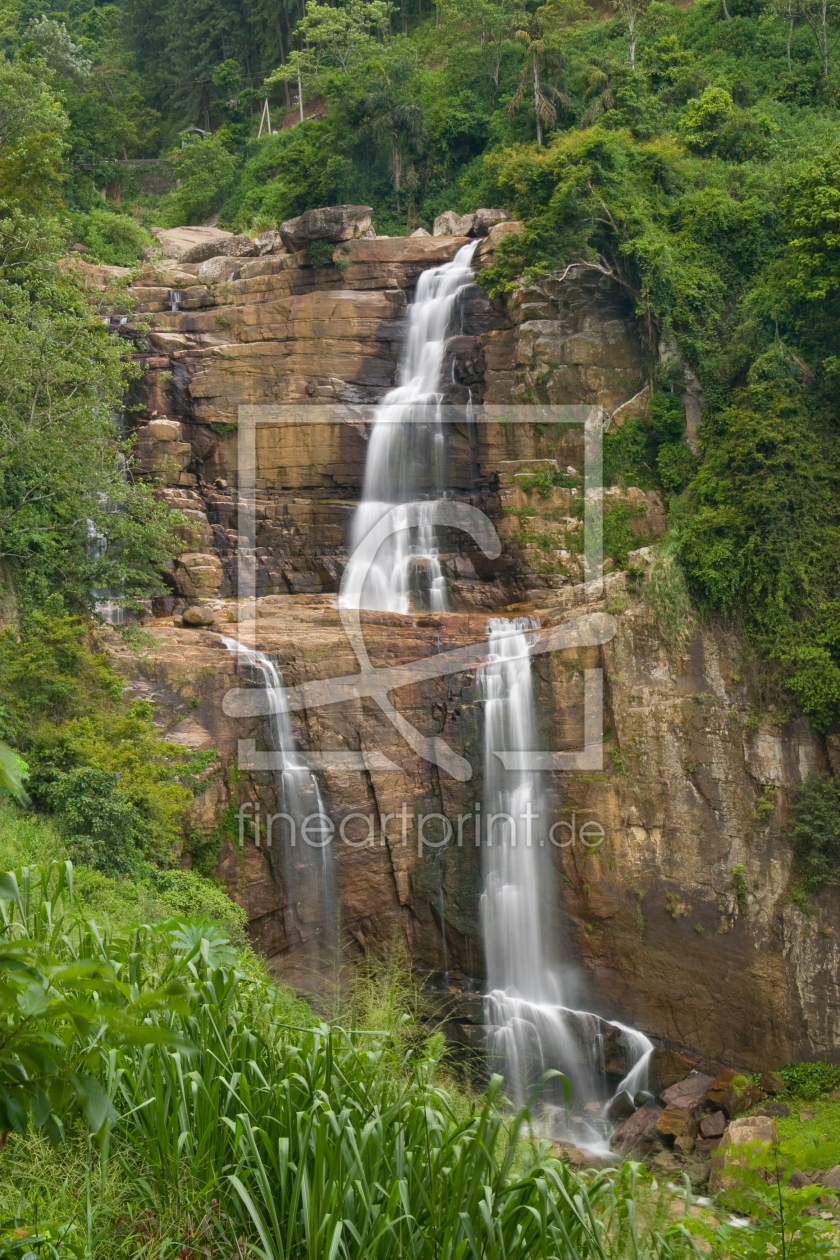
[0, 51, 183, 610]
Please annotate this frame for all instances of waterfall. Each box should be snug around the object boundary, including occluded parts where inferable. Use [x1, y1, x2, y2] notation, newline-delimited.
[339, 240, 478, 613]
[220, 636, 336, 970]
[479, 617, 652, 1150]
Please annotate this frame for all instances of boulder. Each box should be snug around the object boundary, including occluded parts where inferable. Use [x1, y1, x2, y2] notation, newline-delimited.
[733, 1086, 767, 1115]
[699, 1110, 727, 1139]
[661, 1071, 716, 1110]
[705, 1068, 738, 1115]
[433, 210, 476, 237]
[472, 207, 512, 236]
[181, 604, 217, 627]
[708, 1115, 777, 1194]
[279, 205, 373, 251]
[197, 255, 242, 285]
[151, 226, 233, 261]
[606, 1090, 636, 1122]
[410, 226, 431, 237]
[254, 229, 286, 255]
[760, 1071, 786, 1096]
[755, 1101, 791, 1119]
[182, 233, 258, 264]
[649, 1048, 696, 1093]
[656, 1104, 699, 1144]
[610, 1102, 664, 1154]
[788, 1169, 813, 1188]
[817, 1166, 840, 1192]
[478, 220, 523, 256]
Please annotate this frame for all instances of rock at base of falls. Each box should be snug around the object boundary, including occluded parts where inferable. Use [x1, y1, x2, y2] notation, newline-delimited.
[610, 1102, 664, 1155]
[660, 1070, 716, 1110]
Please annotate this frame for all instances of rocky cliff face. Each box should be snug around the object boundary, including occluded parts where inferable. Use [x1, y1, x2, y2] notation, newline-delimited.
[107, 230, 839, 1071]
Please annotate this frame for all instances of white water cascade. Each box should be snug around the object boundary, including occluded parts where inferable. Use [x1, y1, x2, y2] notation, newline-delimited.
[479, 617, 653, 1150]
[315, 240, 653, 1138]
[220, 636, 337, 970]
[339, 239, 478, 614]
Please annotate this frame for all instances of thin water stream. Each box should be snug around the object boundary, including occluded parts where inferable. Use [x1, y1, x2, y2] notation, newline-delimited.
[220, 636, 337, 972]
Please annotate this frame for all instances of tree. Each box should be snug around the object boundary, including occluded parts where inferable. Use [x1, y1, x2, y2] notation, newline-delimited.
[360, 65, 425, 209]
[24, 17, 92, 84]
[508, 8, 573, 145]
[437, 0, 524, 87]
[790, 0, 839, 77]
[610, 0, 651, 70]
[0, 54, 68, 214]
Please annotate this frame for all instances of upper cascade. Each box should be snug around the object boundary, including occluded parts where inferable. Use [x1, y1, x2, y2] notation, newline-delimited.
[339, 239, 478, 613]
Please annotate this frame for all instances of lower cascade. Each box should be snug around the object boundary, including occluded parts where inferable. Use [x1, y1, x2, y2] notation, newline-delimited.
[480, 617, 652, 1150]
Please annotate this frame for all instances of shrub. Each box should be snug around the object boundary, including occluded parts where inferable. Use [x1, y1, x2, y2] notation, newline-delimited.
[787, 772, 840, 896]
[72, 208, 151, 266]
[777, 1061, 840, 1100]
[161, 135, 240, 228]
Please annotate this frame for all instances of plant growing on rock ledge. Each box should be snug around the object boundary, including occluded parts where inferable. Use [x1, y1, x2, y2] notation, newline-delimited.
[787, 772, 840, 898]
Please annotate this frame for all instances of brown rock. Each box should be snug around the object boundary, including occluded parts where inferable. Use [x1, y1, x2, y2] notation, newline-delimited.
[706, 1068, 738, 1115]
[175, 554, 224, 599]
[700, 1111, 727, 1139]
[611, 1102, 664, 1154]
[661, 1071, 716, 1109]
[789, 1169, 813, 1188]
[708, 1116, 777, 1194]
[817, 1166, 840, 1191]
[760, 1071, 786, 1096]
[649, 1049, 696, 1093]
[279, 205, 373, 251]
[732, 1086, 767, 1116]
[656, 1104, 699, 1144]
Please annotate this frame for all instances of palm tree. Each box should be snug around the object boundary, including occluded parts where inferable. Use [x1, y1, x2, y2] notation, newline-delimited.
[580, 60, 618, 126]
[362, 71, 425, 211]
[508, 13, 572, 145]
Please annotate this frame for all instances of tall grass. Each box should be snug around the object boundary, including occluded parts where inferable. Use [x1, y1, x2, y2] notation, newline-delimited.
[0, 862, 793, 1260]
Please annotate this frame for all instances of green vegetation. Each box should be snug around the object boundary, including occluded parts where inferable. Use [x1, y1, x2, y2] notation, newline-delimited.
[787, 772, 840, 897]
[777, 1059, 840, 1100]
[0, 858, 831, 1260]
[0, 598, 213, 874]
